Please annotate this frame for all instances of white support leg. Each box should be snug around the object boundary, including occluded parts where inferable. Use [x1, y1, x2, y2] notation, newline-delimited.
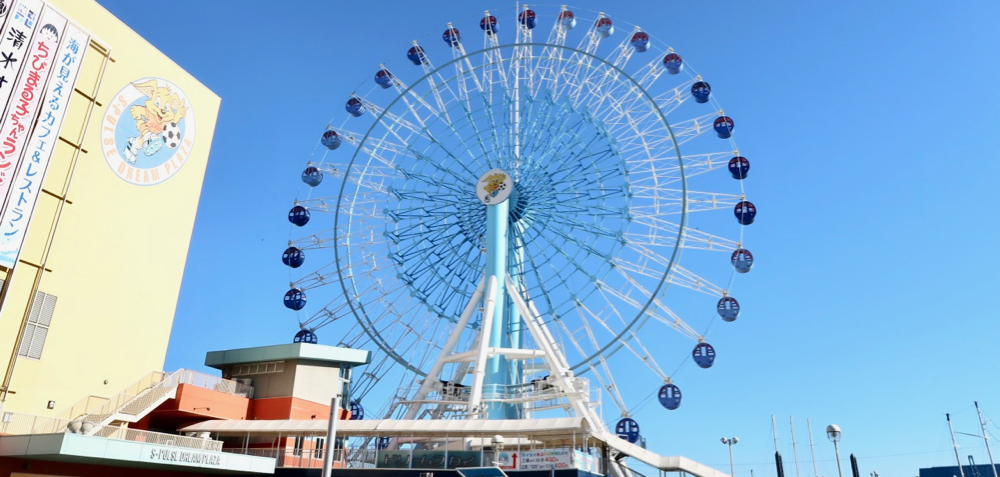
[402, 276, 486, 421]
[467, 276, 499, 416]
[505, 274, 608, 433]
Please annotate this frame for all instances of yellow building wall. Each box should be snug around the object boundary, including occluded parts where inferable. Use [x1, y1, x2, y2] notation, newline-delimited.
[0, 0, 220, 416]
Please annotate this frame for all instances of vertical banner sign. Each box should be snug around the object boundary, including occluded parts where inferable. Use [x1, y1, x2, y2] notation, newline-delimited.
[0, 0, 52, 210]
[0, 0, 43, 106]
[0, 1, 16, 43]
[0, 22, 86, 269]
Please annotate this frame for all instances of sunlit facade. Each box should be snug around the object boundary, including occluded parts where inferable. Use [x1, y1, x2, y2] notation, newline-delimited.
[0, 0, 220, 417]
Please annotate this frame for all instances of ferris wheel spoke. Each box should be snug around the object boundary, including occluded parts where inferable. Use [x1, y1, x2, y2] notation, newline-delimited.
[648, 304, 703, 342]
[407, 41, 454, 125]
[531, 7, 571, 95]
[386, 71, 444, 122]
[628, 189, 742, 215]
[596, 273, 701, 341]
[576, 298, 670, 383]
[481, 12, 508, 87]
[615, 241, 727, 297]
[552, 311, 630, 415]
[626, 215, 740, 252]
[625, 151, 733, 185]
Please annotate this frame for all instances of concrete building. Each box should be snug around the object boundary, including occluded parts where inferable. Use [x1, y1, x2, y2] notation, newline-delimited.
[0, 0, 220, 417]
[0, 342, 371, 475]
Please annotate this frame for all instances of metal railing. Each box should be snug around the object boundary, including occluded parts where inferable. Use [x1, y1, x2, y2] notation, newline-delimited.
[55, 395, 110, 421]
[0, 411, 223, 452]
[94, 426, 223, 452]
[223, 447, 344, 468]
[81, 369, 253, 425]
[78, 370, 169, 423]
[0, 411, 74, 435]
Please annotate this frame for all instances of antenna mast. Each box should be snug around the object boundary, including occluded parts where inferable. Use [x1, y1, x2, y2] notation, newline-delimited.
[790, 416, 802, 477]
[976, 402, 999, 477]
[947, 413, 967, 477]
[807, 418, 819, 477]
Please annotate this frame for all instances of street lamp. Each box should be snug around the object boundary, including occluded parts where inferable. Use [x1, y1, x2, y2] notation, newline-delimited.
[826, 425, 843, 477]
[721, 437, 739, 476]
[322, 376, 350, 477]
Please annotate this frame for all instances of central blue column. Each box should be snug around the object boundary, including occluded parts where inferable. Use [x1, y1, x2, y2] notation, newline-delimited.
[484, 198, 509, 419]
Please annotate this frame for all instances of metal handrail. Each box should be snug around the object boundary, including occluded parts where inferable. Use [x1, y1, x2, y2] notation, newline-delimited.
[81, 369, 253, 424]
[0, 411, 223, 452]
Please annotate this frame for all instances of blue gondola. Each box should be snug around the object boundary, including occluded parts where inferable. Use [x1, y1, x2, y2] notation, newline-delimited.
[658, 384, 682, 410]
[518, 9, 536, 29]
[346, 98, 366, 117]
[630, 31, 650, 52]
[734, 200, 756, 225]
[693, 342, 716, 368]
[407, 45, 427, 65]
[375, 69, 394, 89]
[717, 296, 740, 322]
[558, 10, 576, 29]
[728, 156, 750, 180]
[663, 53, 683, 74]
[481, 15, 498, 34]
[320, 130, 341, 150]
[731, 248, 753, 274]
[288, 205, 310, 226]
[714, 116, 734, 139]
[284, 288, 307, 311]
[282, 246, 305, 268]
[377, 437, 391, 450]
[442, 27, 461, 47]
[615, 418, 641, 444]
[350, 400, 364, 420]
[302, 166, 323, 187]
[293, 329, 318, 344]
[595, 17, 614, 37]
[691, 81, 711, 103]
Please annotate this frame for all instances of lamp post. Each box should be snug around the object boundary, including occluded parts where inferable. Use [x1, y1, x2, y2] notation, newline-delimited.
[322, 375, 351, 477]
[721, 437, 739, 476]
[826, 425, 843, 477]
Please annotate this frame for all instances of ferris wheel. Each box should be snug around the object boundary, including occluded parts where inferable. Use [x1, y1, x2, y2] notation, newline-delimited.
[282, 5, 756, 441]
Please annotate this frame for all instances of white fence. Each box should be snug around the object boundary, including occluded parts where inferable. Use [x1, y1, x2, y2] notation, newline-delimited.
[0, 411, 223, 452]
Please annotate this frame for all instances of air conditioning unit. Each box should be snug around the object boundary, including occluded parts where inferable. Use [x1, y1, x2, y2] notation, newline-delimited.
[235, 378, 252, 386]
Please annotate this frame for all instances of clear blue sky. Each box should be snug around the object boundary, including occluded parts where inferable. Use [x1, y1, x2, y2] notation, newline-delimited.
[97, 1, 1000, 475]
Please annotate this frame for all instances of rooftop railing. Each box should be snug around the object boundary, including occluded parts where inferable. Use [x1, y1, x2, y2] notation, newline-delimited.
[0, 411, 223, 452]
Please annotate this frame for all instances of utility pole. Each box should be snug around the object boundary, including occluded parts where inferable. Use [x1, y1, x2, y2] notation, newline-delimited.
[807, 419, 819, 477]
[791, 417, 802, 477]
[947, 413, 967, 477]
[976, 402, 999, 477]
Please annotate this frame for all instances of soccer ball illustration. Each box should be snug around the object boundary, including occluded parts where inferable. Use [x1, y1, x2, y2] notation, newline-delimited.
[162, 122, 181, 148]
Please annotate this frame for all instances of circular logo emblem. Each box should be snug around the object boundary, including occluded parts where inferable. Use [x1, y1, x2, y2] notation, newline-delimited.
[102, 78, 195, 186]
[476, 168, 513, 205]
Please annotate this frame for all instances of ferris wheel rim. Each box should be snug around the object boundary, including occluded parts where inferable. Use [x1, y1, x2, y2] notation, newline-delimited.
[331, 42, 690, 376]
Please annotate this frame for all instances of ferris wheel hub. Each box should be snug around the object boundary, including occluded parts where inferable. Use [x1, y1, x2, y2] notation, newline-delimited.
[476, 168, 514, 205]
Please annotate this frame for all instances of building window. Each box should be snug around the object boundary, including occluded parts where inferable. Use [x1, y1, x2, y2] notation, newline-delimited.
[293, 436, 304, 456]
[17, 291, 57, 360]
[315, 437, 325, 460]
[230, 360, 284, 376]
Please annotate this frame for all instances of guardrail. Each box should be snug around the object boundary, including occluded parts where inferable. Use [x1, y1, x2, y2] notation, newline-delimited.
[82, 369, 253, 426]
[0, 412, 223, 452]
[223, 447, 344, 468]
[95, 426, 223, 452]
[54, 395, 110, 421]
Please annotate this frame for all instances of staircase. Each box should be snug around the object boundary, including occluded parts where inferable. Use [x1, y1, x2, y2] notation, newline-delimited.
[58, 369, 253, 430]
